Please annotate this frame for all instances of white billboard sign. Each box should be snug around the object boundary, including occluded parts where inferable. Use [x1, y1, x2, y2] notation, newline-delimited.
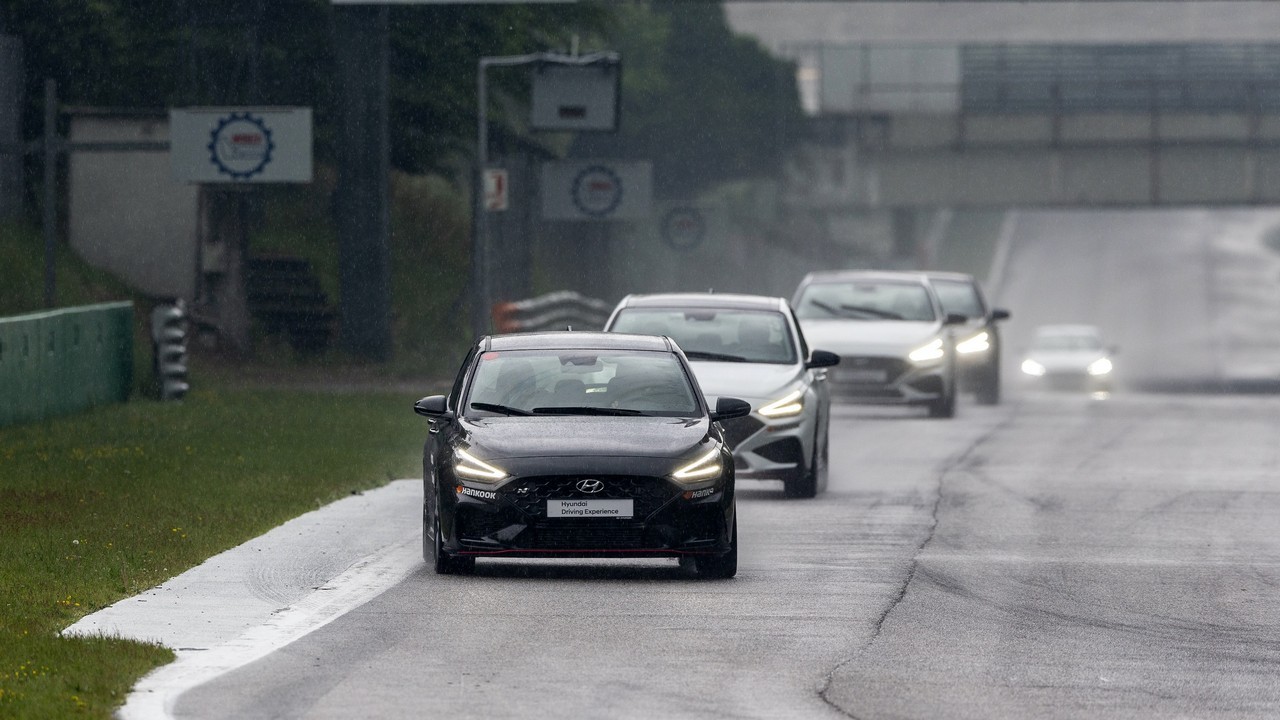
[541, 161, 652, 221]
[170, 107, 312, 184]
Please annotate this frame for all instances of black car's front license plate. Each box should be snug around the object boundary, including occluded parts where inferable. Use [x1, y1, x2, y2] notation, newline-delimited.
[547, 499, 634, 519]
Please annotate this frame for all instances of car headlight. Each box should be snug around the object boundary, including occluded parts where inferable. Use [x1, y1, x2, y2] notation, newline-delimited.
[956, 331, 990, 355]
[757, 388, 805, 418]
[453, 448, 507, 483]
[1087, 357, 1113, 376]
[908, 337, 945, 363]
[672, 447, 722, 485]
[1021, 359, 1046, 376]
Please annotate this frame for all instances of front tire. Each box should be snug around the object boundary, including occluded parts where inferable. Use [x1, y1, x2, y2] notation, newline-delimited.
[694, 518, 738, 579]
[928, 385, 956, 418]
[432, 517, 474, 575]
[974, 360, 1001, 405]
[783, 431, 823, 498]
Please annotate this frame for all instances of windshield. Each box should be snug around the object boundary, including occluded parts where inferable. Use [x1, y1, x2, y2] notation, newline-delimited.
[794, 281, 937, 322]
[610, 308, 798, 364]
[1031, 332, 1104, 352]
[930, 279, 985, 319]
[464, 348, 699, 417]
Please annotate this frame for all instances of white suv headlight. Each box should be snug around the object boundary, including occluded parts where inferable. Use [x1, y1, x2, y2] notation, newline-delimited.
[1087, 357, 1113, 376]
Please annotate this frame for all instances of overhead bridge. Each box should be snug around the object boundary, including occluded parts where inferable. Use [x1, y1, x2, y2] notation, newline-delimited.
[790, 43, 1280, 207]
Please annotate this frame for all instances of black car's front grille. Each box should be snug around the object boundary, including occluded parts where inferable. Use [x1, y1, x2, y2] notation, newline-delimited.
[719, 415, 764, 448]
[505, 475, 679, 519]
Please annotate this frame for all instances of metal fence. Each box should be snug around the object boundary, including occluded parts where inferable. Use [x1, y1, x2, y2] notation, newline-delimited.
[0, 302, 134, 428]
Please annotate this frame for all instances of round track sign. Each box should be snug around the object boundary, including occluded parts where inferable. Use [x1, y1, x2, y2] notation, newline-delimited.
[208, 112, 275, 180]
[662, 207, 707, 250]
[571, 165, 624, 217]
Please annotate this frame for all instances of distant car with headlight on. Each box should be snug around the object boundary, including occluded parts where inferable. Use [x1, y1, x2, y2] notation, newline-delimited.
[604, 293, 839, 499]
[1020, 324, 1116, 393]
[413, 331, 750, 578]
[925, 271, 1011, 405]
[791, 270, 967, 418]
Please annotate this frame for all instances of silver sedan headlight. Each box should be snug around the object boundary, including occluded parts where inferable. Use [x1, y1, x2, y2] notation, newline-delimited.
[757, 388, 806, 418]
[956, 331, 990, 355]
[908, 337, 945, 364]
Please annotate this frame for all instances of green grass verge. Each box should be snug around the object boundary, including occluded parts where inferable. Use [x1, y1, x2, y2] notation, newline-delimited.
[0, 386, 427, 719]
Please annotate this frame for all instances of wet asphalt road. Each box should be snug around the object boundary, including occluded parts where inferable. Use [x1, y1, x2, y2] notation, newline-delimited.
[169, 210, 1280, 719]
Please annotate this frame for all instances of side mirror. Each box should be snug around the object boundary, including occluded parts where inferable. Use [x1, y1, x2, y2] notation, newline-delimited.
[991, 308, 1011, 322]
[943, 313, 969, 326]
[806, 349, 840, 369]
[414, 395, 450, 418]
[710, 397, 751, 421]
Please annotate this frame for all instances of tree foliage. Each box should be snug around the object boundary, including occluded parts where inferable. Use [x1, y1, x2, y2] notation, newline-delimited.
[0, 0, 606, 177]
[572, 2, 804, 201]
[2, 1, 797, 199]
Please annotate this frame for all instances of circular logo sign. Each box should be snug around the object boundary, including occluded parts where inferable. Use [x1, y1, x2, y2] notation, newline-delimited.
[208, 112, 275, 180]
[571, 165, 623, 217]
[661, 207, 706, 250]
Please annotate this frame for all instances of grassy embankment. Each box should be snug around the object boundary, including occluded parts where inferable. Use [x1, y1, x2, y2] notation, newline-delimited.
[0, 387, 426, 719]
[0, 172, 467, 719]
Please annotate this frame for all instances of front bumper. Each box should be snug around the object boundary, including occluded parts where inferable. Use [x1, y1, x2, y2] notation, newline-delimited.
[1024, 371, 1112, 392]
[718, 410, 814, 481]
[827, 354, 947, 405]
[440, 473, 734, 559]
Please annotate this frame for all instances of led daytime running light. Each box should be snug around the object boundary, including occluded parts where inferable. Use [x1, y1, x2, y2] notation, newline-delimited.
[956, 331, 990, 354]
[758, 389, 804, 418]
[454, 448, 507, 482]
[673, 448, 722, 483]
[909, 338, 945, 363]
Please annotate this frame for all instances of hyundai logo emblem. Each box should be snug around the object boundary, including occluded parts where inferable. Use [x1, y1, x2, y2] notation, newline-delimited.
[576, 478, 605, 494]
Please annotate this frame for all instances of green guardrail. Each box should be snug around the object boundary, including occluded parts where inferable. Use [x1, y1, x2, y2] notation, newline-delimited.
[0, 301, 134, 428]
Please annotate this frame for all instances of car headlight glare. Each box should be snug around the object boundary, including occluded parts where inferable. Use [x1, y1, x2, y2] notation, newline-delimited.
[758, 389, 805, 418]
[1021, 359, 1047, 376]
[454, 448, 507, 483]
[956, 331, 990, 355]
[909, 338, 945, 363]
[672, 447, 722, 484]
[1087, 357, 1113, 376]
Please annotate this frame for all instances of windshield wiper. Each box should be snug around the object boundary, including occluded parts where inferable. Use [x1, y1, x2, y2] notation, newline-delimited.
[684, 350, 750, 362]
[532, 406, 648, 416]
[470, 402, 532, 417]
[840, 304, 904, 320]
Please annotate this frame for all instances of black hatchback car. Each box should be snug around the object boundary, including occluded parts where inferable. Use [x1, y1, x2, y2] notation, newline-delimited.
[413, 332, 751, 578]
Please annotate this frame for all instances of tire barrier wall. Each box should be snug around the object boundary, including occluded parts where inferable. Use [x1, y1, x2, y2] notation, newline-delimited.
[491, 291, 612, 333]
[0, 301, 134, 428]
